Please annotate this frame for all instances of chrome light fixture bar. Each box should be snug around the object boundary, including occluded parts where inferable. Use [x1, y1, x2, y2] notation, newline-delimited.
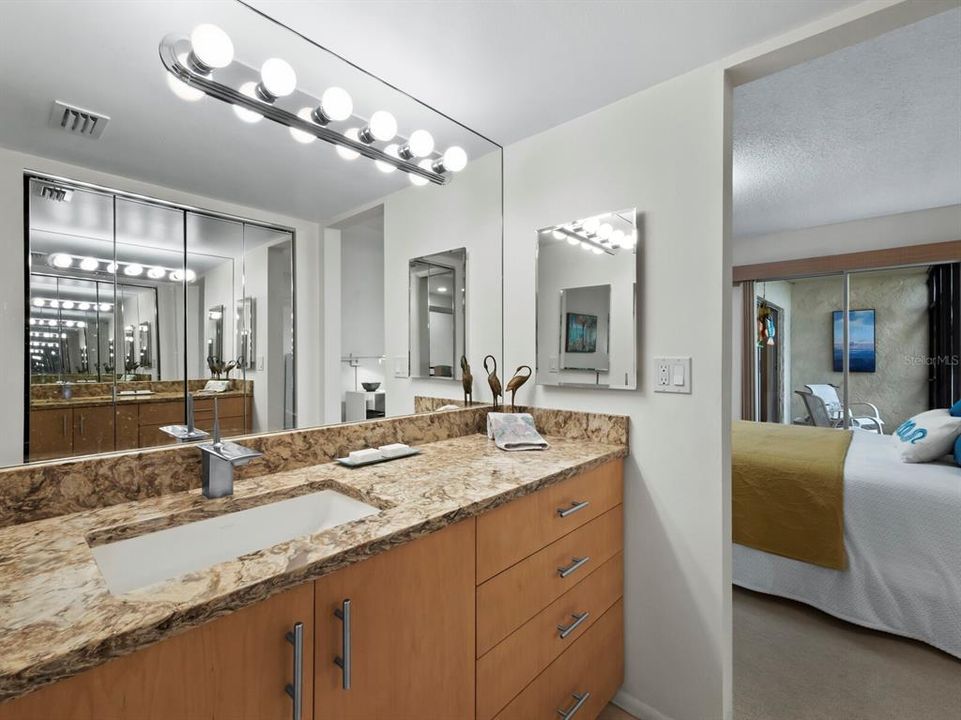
[159, 30, 465, 185]
[551, 226, 616, 255]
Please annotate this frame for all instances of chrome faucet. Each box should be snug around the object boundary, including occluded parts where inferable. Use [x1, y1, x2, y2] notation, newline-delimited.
[159, 394, 210, 443]
[197, 396, 262, 499]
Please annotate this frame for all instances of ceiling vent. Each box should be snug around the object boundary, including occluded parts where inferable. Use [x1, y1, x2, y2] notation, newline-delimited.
[49, 100, 109, 139]
[37, 184, 74, 203]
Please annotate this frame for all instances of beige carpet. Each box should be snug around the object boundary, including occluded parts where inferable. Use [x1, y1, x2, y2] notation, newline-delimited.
[735, 587, 961, 720]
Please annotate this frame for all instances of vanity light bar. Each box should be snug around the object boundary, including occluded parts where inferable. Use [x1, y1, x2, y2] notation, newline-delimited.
[40, 252, 195, 282]
[31, 317, 89, 328]
[159, 27, 468, 186]
[549, 227, 616, 256]
[32, 297, 109, 312]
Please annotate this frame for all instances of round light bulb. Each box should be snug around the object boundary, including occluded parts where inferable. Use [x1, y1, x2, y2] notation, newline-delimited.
[185, 269, 197, 282]
[78, 321, 86, 328]
[32, 298, 44, 307]
[610, 229, 625, 247]
[29, 318, 36, 325]
[79, 257, 99, 271]
[580, 242, 592, 251]
[623, 230, 637, 247]
[320, 87, 353, 122]
[147, 266, 166, 279]
[368, 110, 397, 142]
[592, 247, 604, 255]
[597, 223, 613, 239]
[260, 58, 296, 99]
[61, 300, 75, 310]
[166, 73, 204, 102]
[337, 128, 361, 160]
[190, 24, 234, 70]
[49, 253, 72, 268]
[375, 144, 400, 173]
[124, 263, 143, 277]
[65, 320, 75, 327]
[289, 108, 317, 144]
[78, 302, 90, 311]
[170, 270, 183, 282]
[99, 303, 111, 312]
[551, 229, 566, 241]
[582, 217, 600, 234]
[441, 146, 468, 172]
[233, 82, 264, 123]
[105, 262, 117, 273]
[566, 237, 579, 246]
[409, 159, 434, 187]
[48, 299, 60, 309]
[407, 129, 434, 158]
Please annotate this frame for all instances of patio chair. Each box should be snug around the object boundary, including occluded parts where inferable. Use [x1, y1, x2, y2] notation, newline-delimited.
[803, 383, 885, 434]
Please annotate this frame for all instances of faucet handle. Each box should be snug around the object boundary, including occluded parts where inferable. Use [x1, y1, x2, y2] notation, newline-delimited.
[198, 439, 263, 466]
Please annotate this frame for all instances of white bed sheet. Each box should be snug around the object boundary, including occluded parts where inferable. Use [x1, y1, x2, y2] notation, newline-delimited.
[734, 429, 961, 658]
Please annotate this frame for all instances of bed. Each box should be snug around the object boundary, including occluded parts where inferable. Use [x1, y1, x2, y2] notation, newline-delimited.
[733, 428, 961, 659]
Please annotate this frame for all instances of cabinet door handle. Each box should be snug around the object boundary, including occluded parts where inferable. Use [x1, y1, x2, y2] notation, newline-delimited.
[557, 556, 590, 578]
[557, 500, 590, 518]
[334, 599, 351, 690]
[557, 691, 591, 719]
[62, 415, 68, 436]
[284, 622, 304, 720]
[557, 611, 590, 639]
[79, 413, 85, 437]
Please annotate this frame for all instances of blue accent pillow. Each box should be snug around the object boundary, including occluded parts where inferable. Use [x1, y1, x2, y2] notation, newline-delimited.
[951, 399, 961, 418]
[956, 436, 961, 467]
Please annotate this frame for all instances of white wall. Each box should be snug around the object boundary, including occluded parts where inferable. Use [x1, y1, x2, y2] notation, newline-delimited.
[382, 150, 502, 415]
[503, 64, 731, 720]
[0, 146, 324, 465]
[733, 203, 961, 265]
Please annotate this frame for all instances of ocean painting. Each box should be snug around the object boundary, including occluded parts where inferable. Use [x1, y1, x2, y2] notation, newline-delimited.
[833, 309, 876, 372]
[565, 313, 598, 353]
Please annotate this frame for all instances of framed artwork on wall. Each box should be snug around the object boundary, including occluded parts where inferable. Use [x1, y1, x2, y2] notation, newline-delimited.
[565, 313, 598, 353]
[832, 308, 876, 372]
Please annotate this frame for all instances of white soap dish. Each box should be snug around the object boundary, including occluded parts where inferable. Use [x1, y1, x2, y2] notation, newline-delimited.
[336, 447, 421, 468]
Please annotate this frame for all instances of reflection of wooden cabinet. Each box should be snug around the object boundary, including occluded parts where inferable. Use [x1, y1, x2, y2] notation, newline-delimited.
[28, 408, 73, 461]
[313, 520, 476, 720]
[0, 583, 314, 720]
[115, 405, 140, 451]
[73, 406, 115, 456]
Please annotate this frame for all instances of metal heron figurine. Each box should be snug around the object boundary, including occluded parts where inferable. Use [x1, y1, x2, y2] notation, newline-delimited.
[506, 365, 532, 411]
[460, 355, 473, 406]
[483, 354, 502, 409]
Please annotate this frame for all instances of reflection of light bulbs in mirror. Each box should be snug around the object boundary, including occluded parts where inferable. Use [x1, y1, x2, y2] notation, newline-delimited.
[166, 73, 204, 102]
[551, 229, 566, 241]
[622, 230, 637, 247]
[259, 58, 296, 99]
[99, 303, 112, 312]
[233, 83, 263, 123]
[597, 223, 613, 239]
[289, 108, 317, 144]
[337, 129, 361, 160]
[409, 159, 433, 186]
[32, 298, 45, 307]
[190, 24, 234, 70]
[375, 144, 400, 173]
[147, 266, 166, 279]
[49, 253, 72, 268]
[185, 269, 197, 282]
[123, 264, 143, 277]
[566, 236, 579, 246]
[592, 247, 604, 254]
[320, 87, 353, 122]
[582, 217, 600, 234]
[367, 110, 397, 142]
[61, 301, 75, 310]
[79, 257, 99, 271]
[610, 229, 625, 247]
[78, 302, 91, 311]
[407, 130, 434, 158]
[580, 242, 592, 251]
[48, 300, 60, 308]
[105, 262, 117, 273]
[441, 146, 467, 172]
[77, 320, 87, 328]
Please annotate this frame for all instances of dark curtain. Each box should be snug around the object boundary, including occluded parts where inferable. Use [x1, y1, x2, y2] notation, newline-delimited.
[927, 263, 961, 408]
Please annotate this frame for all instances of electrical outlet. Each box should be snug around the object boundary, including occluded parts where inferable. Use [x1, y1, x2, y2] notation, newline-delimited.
[653, 357, 692, 394]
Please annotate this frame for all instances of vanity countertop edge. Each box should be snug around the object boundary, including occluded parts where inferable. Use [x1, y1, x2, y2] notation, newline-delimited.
[0, 432, 627, 703]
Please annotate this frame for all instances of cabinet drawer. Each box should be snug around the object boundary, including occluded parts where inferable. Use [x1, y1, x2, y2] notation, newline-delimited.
[477, 459, 622, 583]
[138, 400, 185, 426]
[477, 552, 623, 720]
[493, 598, 624, 720]
[194, 396, 247, 418]
[477, 506, 622, 657]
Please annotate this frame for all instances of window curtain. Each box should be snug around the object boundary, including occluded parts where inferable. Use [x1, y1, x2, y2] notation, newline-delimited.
[927, 263, 960, 408]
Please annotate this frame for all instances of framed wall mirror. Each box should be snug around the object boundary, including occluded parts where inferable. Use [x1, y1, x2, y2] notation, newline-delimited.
[0, 2, 503, 468]
[536, 209, 638, 389]
[409, 248, 467, 380]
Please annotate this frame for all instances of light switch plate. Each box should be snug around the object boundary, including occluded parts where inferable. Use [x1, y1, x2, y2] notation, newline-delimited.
[653, 357, 692, 394]
[393, 356, 409, 378]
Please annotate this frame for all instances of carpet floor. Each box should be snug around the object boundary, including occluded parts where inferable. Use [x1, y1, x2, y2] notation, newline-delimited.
[734, 586, 961, 720]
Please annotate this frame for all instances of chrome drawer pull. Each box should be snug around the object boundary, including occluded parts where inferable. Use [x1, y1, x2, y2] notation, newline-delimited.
[284, 622, 304, 720]
[557, 500, 590, 518]
[557, 556, 590, 578]
[557, 691, 591, 719]
[557, 611, 590, 639]
[334, 599, 351, 690]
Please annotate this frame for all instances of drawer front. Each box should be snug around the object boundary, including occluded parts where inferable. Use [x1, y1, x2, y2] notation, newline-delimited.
[477, 459, 622, 583]
[477, 552, 623, 720]
[477, 506, 623, 657]
[193, 396, 247, 419]
[138, 400, 185, 426]
[493, 598, 624, 720]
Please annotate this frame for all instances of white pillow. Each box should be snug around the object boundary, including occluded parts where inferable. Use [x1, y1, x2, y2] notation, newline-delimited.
[894, 409, 961, 463]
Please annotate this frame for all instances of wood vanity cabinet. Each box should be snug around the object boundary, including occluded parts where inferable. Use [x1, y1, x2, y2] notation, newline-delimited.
[0, 582, 315, 720]
[72, 405, 116, 456]
[27, 408, 74, 460]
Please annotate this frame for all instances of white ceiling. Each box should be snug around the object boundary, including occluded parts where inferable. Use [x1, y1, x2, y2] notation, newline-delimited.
[733, 8, 961, 238]
[248, 0, 860, 145]
[0, 1, 495, 223]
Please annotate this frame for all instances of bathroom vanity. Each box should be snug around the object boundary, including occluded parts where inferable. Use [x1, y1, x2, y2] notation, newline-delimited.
[0, 406, 626, 720]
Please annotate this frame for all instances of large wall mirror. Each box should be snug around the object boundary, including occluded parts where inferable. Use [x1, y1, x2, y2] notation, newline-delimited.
[535, 209, 638, 389]
[0, 2, 503, 467]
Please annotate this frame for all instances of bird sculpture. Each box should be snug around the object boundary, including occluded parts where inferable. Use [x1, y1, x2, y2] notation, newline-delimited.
[483, 354, 502, 409]
[460, 355, 473, 407]
[506, 365, 533, 412]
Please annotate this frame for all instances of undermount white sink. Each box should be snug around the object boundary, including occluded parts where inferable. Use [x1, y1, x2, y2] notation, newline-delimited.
[91, 490, 379, 595]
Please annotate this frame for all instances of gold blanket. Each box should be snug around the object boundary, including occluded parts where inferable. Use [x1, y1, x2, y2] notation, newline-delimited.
[733, 421, 851, 570]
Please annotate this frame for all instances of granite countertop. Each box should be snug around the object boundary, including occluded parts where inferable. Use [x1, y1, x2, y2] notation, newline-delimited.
[0, 432, 626, 702]
[31, 390, 248, 410]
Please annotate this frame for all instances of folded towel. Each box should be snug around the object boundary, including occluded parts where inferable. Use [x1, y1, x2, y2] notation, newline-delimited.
[379, 443, 411, 458]
[487, 412, 550, 452]
[348, 448, 383, 462]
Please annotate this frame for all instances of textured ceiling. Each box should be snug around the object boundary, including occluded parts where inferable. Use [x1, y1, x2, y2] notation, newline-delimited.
[248, 0, 859, 145]
[733, 8, 961, 239]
